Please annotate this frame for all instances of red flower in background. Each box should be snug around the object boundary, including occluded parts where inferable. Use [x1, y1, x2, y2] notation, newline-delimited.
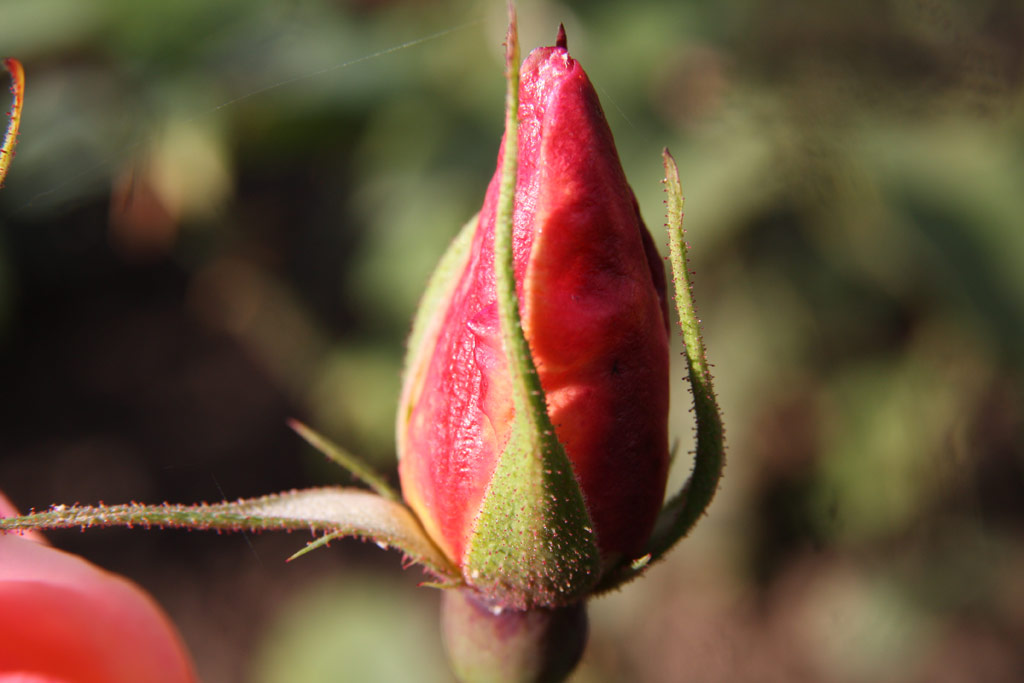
[0, 493, 197, 683]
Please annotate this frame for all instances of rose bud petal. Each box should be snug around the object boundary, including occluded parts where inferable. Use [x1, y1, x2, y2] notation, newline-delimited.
[0, 493, 197, 683]
[398, 30, 670, 607]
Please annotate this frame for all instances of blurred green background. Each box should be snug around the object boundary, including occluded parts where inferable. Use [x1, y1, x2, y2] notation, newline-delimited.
[2, 0, 1022, 681]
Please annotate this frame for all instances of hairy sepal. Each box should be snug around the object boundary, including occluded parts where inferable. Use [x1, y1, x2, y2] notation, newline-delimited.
[596, 149, 725, 592]
[0, 487, 458, 581]
[461, 15, 600, 610]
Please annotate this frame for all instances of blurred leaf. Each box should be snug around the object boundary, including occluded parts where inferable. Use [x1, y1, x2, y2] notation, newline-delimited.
[253, 574, 450, 683]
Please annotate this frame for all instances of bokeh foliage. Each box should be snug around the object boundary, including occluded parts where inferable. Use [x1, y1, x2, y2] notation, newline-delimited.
[1, 0, 1022, 680]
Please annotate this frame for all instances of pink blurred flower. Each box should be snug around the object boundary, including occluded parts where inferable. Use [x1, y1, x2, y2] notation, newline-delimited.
[0, 493, 197, 683]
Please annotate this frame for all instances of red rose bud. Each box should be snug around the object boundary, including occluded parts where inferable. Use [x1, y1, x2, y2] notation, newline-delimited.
[398, 28, 670, 608]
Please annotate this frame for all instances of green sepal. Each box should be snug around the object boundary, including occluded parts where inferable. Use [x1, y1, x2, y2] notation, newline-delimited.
[654, 148, 725, 551]
[596, 149, 725, 592]
[289, 418, 401, 502]
[461, 12, 601, 610]
[396, 211, 478, 458]
[0, 487, 459, 581]
[287, 530, 347, 561]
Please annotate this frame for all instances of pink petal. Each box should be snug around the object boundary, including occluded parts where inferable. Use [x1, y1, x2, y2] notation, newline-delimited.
[0, 499, 197, 682]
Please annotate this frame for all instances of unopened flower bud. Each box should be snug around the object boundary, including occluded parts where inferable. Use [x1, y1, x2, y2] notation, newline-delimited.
[398, 27, 670, 610]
